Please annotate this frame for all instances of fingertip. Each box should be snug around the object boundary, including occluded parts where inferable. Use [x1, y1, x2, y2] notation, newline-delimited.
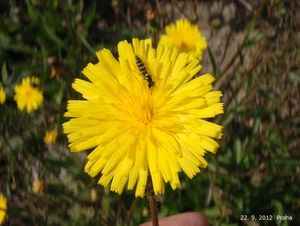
[188, 212, 209, 226]
[139, 212, 208, 226]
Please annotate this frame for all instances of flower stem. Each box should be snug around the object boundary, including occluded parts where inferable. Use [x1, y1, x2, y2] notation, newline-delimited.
[147, 179, 159, 226]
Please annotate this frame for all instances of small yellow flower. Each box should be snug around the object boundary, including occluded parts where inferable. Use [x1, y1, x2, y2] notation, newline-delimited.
[63, 38, 223, 197]
[0, 86, 6, 105]
[50, 67, 59, 78]
[44, 129, 58, 145]
[14, 77, 43, 113]
[159, 19, 207, 60]
[0, 193, 7, 225]
[32, 179, 45, 193]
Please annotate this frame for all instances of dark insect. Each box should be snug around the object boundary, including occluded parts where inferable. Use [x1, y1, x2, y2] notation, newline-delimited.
[135, 55, 155, 88]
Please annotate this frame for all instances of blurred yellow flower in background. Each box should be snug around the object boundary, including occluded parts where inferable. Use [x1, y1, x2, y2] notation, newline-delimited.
[0, 193, 7, 225]
[44, 129, 58, 145]
[14, 77, 43, 113]
[63, 38, 223, 197]
[50, 68, 59, 78]
[159, 19, 207, 60]
[32, 179, 45, 193]
[0, 86, 6, 105]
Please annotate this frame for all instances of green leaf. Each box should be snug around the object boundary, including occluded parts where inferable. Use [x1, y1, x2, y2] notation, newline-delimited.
[207, 46, 220, 76]
[78, 32, 95, 54]
[253, 118, 261, 135]
[289, 72, 300, 84]
[1, 62, 8, 83]
[83, 1, 96, 30]
[271, 158, 300, 166]
[43, 20, 64, 48]
[245, 33, 265, 47]
[234, 138, 242, 165]
[239, 50, 244, 65]
[203, 207, 220, 218]
[0, 32, 10, 46]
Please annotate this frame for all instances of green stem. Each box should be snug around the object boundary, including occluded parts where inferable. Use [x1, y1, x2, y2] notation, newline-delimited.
[147, 179, 159, 226]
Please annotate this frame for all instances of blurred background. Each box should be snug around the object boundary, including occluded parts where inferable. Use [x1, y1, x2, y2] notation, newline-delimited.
[0, 0, 299, 225]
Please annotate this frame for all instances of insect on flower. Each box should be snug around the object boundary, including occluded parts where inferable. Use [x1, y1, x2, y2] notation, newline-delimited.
[135, 55, 155, 88]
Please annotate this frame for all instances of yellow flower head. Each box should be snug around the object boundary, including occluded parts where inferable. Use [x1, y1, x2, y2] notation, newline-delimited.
[14, 76, 43, 113]
[32, 179, 45, 193]
[159, 19, 207, 60]
[63, 38, 223, 197]
[0, 193, 7, 225]
[0, 86, 6, 105]
[44, 129, 58, 145]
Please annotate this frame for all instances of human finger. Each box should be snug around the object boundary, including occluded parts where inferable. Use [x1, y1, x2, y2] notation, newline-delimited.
[139, 212, 208, 226]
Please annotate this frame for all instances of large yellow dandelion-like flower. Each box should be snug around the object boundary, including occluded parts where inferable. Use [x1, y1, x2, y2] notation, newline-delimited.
[0, 193, 7, 225]
[0, 86, 6, 105]
[63, 38, 223, 197]
[14, 77, 43, 113]
[159, 19, 207, 60]
[44, 129, 58, 145]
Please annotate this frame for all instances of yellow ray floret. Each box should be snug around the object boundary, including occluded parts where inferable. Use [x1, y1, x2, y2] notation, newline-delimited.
[63, 38, 223, 197]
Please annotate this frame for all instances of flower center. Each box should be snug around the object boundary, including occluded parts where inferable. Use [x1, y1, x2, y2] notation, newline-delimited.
[138, 102, 156, 125]
[25, 89, 33, 97]
[179, 41, 191, 51]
